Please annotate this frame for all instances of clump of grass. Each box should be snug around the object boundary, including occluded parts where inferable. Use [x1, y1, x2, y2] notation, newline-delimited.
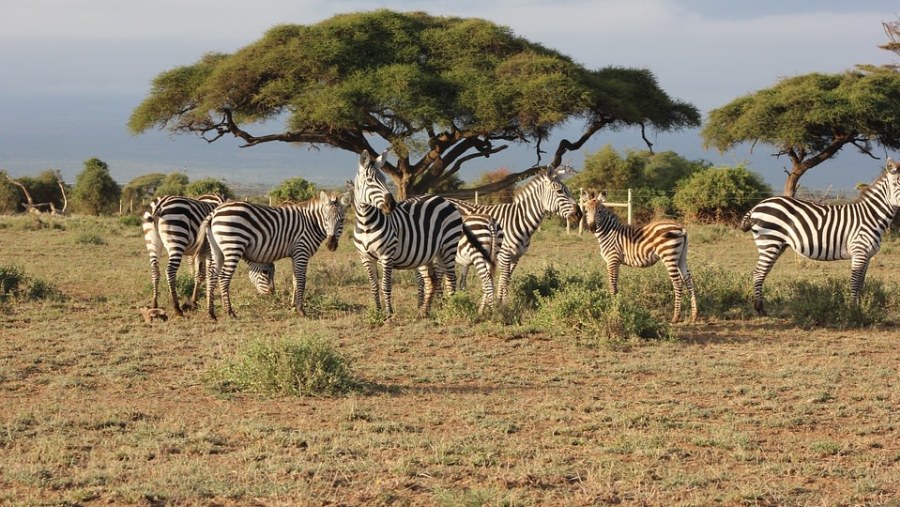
[119, 214, 143, 227]
[207, 335, 355, 396]
[0, 264, 64, 303]
[530, 279, 672, 344]
[73, 232, 107, 245]
[435, 291, 480, 323]
[785, 277, 894, 328]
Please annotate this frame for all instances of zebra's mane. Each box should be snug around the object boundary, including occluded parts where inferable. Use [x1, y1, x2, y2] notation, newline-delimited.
[852, 169, 890, 204]
[512, 173, 550, 203]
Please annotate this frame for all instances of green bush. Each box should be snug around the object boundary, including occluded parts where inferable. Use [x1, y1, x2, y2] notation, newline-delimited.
[785, 278, 894, 329]
[208, 335, 355, 396]
[673, 165, 771, 223]
[0, 264, 64, 303]
[269, 177, 317, 205]
[119, 214, 143, 227]
[0, 265, 26, 300]
[185, 178, 234, 200]
[72, 158, 121, 215]
[73, 232, 107, 245]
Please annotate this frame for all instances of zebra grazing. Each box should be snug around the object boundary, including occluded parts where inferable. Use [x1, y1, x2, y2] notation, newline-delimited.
[741, 158, 900, 315]
[583, 190, 697, 323]
[202, 191, 348, 319]
[447, 165, 583, 303]
[352, 151, 492, 318]
[417, 213, 503, 311]
[142, 194, 274, 315]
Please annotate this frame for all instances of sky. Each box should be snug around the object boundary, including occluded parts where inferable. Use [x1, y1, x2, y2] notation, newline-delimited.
[0, 0, 898, 193]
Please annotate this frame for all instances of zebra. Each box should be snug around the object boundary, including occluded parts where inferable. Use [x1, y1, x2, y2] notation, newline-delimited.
[142, 194, 275, 315]
[201, 191, 348, 319]
[583, 189, 697, 323]
[351, 150, 493, 318]
[417, 213, 503, 311]
[740, 158, 900, 315]
[447, 165, 583, 303]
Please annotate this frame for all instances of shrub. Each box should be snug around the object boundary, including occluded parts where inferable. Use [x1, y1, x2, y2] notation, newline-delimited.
[119, 214, 143, 227]
[269, 177, 317, 205]
[72, 158, 121, 215]
[673, 165, 771, 223]
[208, 335, 355, 396]
[74, 232, 107, 245]
[0, 265, 64, 303]
[0, 265, 26, 300]
[185, 178, 234, 200]
[785, 278, 894, 328]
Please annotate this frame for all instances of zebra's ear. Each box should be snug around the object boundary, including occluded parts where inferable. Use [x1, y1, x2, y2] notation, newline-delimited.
[319, 190, 330, 204]
[375, 149, 388, 170]
[359, 151, 371, 168]
[599, 190, 608, 203]
[888, 157, 899, 174]
[339, 191, 352, 207]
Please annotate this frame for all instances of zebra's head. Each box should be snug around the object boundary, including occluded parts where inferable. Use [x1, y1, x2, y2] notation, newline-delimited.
[582, 189, 611, 230]
[319, 190, 348, 252]
[538, 165, 583, 223]
[354, 150, 397, 214]
[247, 262, 276, 295]
[886, 158, 900, 209]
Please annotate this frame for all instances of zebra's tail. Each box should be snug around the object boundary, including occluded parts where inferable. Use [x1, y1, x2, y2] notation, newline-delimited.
[142, 211, 163, 257]
[196, 214, 223, 275]
[462, 222, 494, 272]
[738, 210, 754, 232]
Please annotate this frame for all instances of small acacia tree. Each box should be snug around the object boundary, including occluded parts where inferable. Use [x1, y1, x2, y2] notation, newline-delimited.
[73, 158, 121, 215]
[154, 172, 190, 197]
[128, 10, 699, 199]
[269, 177, 317, 205]
[468, 168, 515, 204]
[184, 178, 234, 199]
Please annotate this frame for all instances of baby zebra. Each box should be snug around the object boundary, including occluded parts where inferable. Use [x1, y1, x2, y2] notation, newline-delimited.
[142, 194, 274, 315]
[202, 191, 348, 319]
[583, 190, 697, 323]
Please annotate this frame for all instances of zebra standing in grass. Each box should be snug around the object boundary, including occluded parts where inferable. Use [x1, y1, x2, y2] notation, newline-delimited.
[201, 191, 348, 319]
[352, 151, 493, 318]
[583, 190, 697, 323]
[447, 165, 583, 303]
[142, 194, 274, 315]
[417, 213, 503, 311]
[740, 158, 900, 315]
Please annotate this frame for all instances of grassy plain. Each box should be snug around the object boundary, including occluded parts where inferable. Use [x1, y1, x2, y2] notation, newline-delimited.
[0, 214, 898, 506]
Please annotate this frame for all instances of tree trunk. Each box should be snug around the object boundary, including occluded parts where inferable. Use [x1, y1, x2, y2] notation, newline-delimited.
[5, 174, 36, 212]
[783, 163, 808, 198]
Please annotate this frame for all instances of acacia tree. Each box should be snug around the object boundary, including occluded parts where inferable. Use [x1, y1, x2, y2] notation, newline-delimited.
[128, 10, 698, 199]
[73, 158, 121, 215]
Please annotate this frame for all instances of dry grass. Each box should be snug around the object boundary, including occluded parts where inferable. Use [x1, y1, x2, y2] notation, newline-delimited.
[0, 214, 898, 506]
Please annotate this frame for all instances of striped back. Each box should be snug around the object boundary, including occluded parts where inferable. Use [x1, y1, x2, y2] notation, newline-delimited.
[457, 213, 503, 268]
[144, 194, 224, 258]
[741, 159, 900, 261]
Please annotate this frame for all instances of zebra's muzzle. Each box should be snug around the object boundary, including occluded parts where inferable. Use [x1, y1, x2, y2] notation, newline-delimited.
[381, 194, 397, 214]
[569, 205, 584, 223]
[326, 235, 339, 251]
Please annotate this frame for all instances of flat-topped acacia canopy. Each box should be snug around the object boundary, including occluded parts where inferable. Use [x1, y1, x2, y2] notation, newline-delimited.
[129, 10, 699, 198]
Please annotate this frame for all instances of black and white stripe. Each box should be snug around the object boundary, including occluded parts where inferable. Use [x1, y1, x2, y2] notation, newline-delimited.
[583, 190, 697, 323]
[353, 151, 490, 318]
[202, 191, 347, 319]
[740, 158, 900, 315]
[143, 194, 275, 315]
[447, 166, 583, 303]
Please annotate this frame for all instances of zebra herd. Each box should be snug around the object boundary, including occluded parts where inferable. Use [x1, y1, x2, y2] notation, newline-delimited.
[142, 153, 900, 323]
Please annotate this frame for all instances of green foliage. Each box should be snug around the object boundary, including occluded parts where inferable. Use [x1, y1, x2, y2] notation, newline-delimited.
[568, 145, 709, 218]
[119, 214, 143, 227]
[208, 335, 355, 396]
[785, 278, 895, 329]
[0, 264, 64, 303]
[184, 178, 234, 200]
[72, 158, 121, 215]
[73, 232, 107, 245]
[122, 173, 165, 210]
[673, 165, 771, 223]
[702, 69, 900, 193]
[268, 177, 317, 205]
[155, 172, 190, 197]
[129, 10, 699, 197]
[0, 171, 21, 214]
[14, 170, 67, 212]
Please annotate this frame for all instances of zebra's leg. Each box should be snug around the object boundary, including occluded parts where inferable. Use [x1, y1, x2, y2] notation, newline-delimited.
[360, 255, 382, 313]
[165, 253, 186, 316]
[457, 262, 469, 291]
[751, 243, 786, 316]
[290, 254, 311, 317]
[185, 254, 204, 311]
[471, 255, 494, 312]
[380, 259, 394, 319]
[496, 250, 515, 304]
[682, 262, 698, 323]
[205, 255, 218, 321]
[418, 265, 437, 317]
[605, 257, 621, 296]
[149, 253, 161, 309]
[849, 253, 872, 306]
[663, 257, 684, 323]
[217, 256, 241, 319]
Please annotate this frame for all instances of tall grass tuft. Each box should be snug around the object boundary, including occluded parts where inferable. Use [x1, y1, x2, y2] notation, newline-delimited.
[207, 335, 355, 396]
[785, 277, 895, 328]
[0, 265, 26, 300]
[0, 264, 64, 303]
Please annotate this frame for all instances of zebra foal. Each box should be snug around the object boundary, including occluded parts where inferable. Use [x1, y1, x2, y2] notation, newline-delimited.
[741, 158, 900, 315]
[142, 194, 274, 315]
[583, 190, 697, 323]
[202, 191, 348, 319]
[447, 165, 583, 303]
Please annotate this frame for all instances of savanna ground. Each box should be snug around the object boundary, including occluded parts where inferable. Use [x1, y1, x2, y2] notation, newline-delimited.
[0, 212, 898, 506]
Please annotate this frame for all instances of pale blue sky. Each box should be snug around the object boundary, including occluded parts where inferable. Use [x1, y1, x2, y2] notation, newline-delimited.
[0, 0, 898, 191]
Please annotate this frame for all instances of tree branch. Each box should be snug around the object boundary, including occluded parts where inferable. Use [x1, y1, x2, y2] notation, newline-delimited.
[439, 164, 545, 199]
[550, 118, 612, 167]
